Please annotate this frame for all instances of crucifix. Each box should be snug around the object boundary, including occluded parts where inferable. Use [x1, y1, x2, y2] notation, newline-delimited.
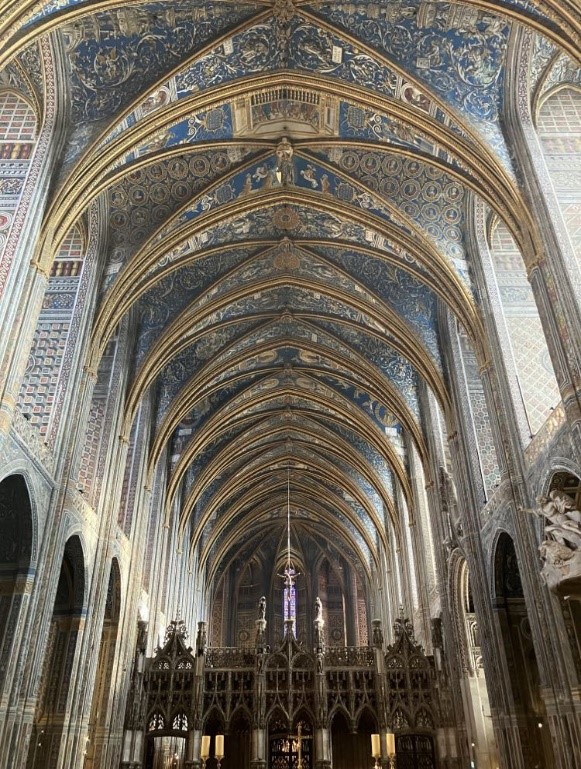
[288, 722, 312, 769]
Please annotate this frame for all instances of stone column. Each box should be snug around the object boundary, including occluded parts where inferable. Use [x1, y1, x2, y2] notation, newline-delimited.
[313, 611, 330, 769]
[402, 435, 435, 649]
[250, 728, 266, 769]
[188, 621, 206, 769]
[418, 383, 472, 769]
[314, 726, 330, 769]
[371, 620, 389, 769]
[252, 617, 267, 769]
[120, 729, 144, 769]
[119, 620, 148, 769]
[343, 563, 358, 646]
[440, 313, 526, 769]
[185, 729, 201, 769]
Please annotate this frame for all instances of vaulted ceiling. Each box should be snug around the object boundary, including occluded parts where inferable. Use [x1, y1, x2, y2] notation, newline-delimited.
[6, 0, 579, 594]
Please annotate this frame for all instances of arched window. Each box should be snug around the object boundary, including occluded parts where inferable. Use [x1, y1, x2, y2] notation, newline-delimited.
[283, 567, 297, 635]
[0, 474, 33, 697]
[493, 532, 551, 767]
[27, 536, 85, 769]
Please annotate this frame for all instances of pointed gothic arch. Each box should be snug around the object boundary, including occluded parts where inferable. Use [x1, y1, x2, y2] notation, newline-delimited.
[448, 551, 497, 767]
[27, 534, 85, 769]
[493, 531, 553, 769]
[0, 474, 34, 698]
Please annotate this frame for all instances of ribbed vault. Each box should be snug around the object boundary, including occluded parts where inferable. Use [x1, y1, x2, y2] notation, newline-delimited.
[4, 0, 578, 622]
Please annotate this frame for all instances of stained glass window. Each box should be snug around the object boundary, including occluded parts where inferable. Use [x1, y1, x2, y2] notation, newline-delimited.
[283, 568, 296, 633]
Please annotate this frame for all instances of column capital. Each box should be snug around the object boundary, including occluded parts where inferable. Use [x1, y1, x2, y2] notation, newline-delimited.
[30, 259, 50, 279]
[83, 364, 98, 380]
[526, 255, 545, 279]
[478, 359, 492, 376]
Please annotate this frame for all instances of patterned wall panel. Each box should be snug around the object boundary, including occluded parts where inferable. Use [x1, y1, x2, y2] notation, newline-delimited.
[235, 563, 262, 648]
[77, 337, 117, 502]
[357, 595, 368, 646]
[458, 332, 501, 495]
[490, 221, 560, 435]
[326, 567, 345, 647]
[61, 3, 260, 124]
[211, 580, 224, 646]
[118, 415, 140, 535]
[0, 90, 36, 263]
[17, 227, 84, 437]
[77, 398, 105, 496]
[537, 88, 581, 262]
[310, 0, 513, 165]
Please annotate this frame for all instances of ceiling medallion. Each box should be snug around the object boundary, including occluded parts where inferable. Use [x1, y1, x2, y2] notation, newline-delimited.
[273, 238, 301, 270]
[272, 205, 301, 231]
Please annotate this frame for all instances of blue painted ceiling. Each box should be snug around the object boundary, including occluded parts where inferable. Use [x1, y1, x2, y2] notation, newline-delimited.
[9, 0, 578, 586]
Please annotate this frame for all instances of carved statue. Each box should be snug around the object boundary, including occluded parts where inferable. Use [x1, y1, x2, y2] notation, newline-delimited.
[313, 597, 325, 651]
[258, 595, 266, 620]
[525, 490, 581, 551]
[276, 137, 294, 185]
[196, 621, 207, 655]
[257, 651, 265, 674]
[439, 465, 463, 543]
[431, 617, 443, 650]
[372, 619, 383, 647]
[518, 490, 581, 592]
[539, 539, 576, 566]
[256, 653, 266, 727]
[314, 596, 322, 622]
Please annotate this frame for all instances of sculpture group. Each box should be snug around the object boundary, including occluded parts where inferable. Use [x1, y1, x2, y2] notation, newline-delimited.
[523, 489, 581, 592]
